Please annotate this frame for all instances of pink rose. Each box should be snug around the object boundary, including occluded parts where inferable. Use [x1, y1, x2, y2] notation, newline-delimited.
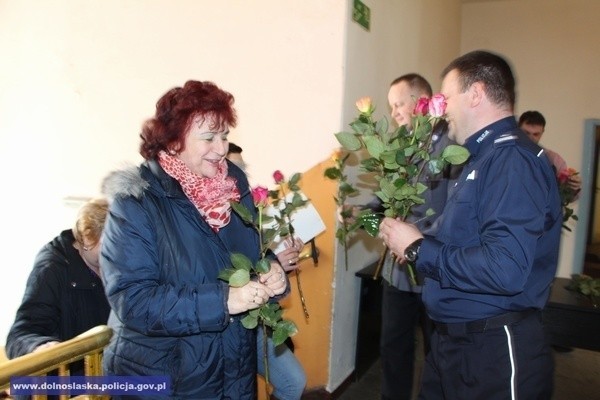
[355, 97, 374, 115]
[273, 170, 285, 184]
[251, 186, 269, 207]
[557, 171, 569, 184]
[414, 97, 429, 116]
[428, 93, 447, 117]
[557, 168, 577, 185]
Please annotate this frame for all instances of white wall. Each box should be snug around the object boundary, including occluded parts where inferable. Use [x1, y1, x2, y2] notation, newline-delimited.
[327, 0, 462, 391]
[0, 0, 346, 348]
[460, 0, 600, 277]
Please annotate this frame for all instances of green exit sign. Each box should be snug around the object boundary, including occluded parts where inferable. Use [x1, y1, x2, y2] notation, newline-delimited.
[353, 0, 371, 31]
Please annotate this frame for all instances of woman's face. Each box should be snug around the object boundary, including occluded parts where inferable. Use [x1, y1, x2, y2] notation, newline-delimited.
[77, 239, 102, 276]
[176, 115, 229, 178]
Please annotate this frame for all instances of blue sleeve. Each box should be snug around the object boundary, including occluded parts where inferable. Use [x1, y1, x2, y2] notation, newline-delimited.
[101, 197, 230, 337]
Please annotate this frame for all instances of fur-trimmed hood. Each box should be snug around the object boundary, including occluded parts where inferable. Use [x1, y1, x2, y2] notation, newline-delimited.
[101, 164, 149, 202]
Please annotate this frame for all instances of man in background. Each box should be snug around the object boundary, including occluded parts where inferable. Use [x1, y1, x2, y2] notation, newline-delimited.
[378, 74, 461, 400]
[519, 110, 581, 193]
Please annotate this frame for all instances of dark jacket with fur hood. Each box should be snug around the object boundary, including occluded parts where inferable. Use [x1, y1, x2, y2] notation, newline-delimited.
[100, 159, 260, 399]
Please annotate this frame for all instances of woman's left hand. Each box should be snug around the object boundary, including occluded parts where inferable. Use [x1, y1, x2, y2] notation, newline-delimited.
[259, 261, 287, 296]
[276, 236, 304, 272]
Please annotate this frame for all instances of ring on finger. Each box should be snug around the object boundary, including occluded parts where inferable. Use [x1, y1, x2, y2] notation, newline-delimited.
[288, 259, 294, 265]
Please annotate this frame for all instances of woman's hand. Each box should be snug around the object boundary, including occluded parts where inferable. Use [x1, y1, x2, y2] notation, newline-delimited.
[227, 281, 274, 315]
[259, 261, 288, 295]
[276, 237, 304, 272]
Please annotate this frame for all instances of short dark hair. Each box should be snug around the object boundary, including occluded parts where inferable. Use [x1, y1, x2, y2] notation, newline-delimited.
[228, 142, 243, 155]
[390, 73, 433, 97]
[442, 50, 516, 110]
[518, 111, 546, 128]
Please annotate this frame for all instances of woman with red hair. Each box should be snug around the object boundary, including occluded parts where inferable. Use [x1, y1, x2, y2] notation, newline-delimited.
[100, 80, 288, 399]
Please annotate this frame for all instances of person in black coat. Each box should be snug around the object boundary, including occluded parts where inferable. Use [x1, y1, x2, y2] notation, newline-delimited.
[5, 198, 111, 373]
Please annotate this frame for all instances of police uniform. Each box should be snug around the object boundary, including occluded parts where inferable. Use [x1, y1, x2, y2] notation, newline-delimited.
[415, 116, 562, 399]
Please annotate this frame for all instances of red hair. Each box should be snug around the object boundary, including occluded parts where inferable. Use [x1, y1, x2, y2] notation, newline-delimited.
[140, 80, 237, 160]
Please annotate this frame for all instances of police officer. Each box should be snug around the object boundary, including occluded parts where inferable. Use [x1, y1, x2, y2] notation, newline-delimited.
[379, 50, 562, 399]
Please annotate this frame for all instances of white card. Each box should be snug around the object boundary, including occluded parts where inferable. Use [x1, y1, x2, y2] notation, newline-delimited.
[263, 191, 326, 255]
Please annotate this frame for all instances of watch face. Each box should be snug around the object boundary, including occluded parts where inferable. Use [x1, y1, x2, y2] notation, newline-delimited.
[404, 239, 422, 262]
[405, 248, 417, 262]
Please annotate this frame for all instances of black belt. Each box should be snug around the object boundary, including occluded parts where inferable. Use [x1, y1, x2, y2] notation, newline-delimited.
[434, 310, 539, 335]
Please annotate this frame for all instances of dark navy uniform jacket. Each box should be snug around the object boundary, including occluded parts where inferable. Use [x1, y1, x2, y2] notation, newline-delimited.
[416, 116, 562, 323]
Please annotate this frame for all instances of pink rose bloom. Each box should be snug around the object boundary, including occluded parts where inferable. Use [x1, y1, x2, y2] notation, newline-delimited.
[273, 170, 285, 184]
[428, 93, 447, 117]
[355, 97, 374, 115]
[557, 168, 577, 184]
[414, 97, 429, 116]
[251, 186, 269, 207]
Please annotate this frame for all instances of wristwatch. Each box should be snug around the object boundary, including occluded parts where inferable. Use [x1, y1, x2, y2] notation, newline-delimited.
[404, 238, 423, 263]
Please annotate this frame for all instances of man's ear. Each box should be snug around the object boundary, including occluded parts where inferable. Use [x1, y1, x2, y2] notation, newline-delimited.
[468, 81, 485, 108]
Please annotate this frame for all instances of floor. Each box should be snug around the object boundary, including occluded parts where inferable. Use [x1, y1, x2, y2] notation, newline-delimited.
[337, 338, 600, 400]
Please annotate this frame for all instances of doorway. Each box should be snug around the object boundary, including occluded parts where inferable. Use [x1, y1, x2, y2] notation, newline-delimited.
[575, 120, 600, 278]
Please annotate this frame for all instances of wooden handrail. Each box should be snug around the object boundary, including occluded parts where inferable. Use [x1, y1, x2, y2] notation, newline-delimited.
[0, 325, 112, 394]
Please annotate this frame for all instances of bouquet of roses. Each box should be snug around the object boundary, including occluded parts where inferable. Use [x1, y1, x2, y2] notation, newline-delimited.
[557, 167, 580, 231]
[219, 171, 306, 399]
[326, 95, 469, 283]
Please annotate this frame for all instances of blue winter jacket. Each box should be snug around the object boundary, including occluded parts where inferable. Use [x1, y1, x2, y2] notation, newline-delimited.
[100, 159, 261, 399]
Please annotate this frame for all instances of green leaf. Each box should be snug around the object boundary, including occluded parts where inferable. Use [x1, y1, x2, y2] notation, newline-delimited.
[241, 312, 259, 329]
[427, 158, 445, 175]
[218, 268, 236, 281]
[231, 201, 254, 224]
[380, 150, 399, 168]
[261, 214, 276, 226]
[259, 303, 283, 326]
[229, 269, 250, 287]
[288, 172, 302, 187]
[375, 117, 389, 137]
[255, 258, 271, 274]
[339, 182, 359, 197]
[335, 132, 362, 151]
[268, 190, 279, 200]
[357, 212, 382, 237]
[414, 120, 432, 140]
[351, 121, 375, 135]
[363, 136, 385, 159]
[272, 320, 298, 346]
[415, 182, 428, 195]
[231, 253, 253, 271]
[442, 144, 470, 165]
[291, 192, 307, 208]
[324, 167, 342, 180]
[360, 157, 382, 172]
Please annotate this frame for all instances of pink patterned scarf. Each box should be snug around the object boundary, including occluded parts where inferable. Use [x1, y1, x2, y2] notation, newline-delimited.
[158, 151, 240, 231]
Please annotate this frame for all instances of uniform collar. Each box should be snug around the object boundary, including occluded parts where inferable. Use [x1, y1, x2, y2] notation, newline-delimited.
[464, 116, 518, 160]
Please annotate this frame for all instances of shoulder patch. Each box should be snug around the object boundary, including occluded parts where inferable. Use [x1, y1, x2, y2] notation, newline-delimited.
[493, 134, 518, 146]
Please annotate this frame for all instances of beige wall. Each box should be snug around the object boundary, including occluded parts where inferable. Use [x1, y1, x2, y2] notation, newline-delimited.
[0, 0, 346, 372]
[328, 0, 462, 390]
[460, 0, 600, 277]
